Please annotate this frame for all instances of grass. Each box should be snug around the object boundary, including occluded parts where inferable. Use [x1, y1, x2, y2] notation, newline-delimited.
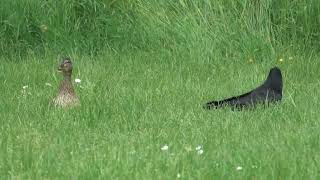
[1, 0, 320, 179]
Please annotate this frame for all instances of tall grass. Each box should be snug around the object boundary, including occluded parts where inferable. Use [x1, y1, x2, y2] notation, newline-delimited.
[0, 0, 319, 59]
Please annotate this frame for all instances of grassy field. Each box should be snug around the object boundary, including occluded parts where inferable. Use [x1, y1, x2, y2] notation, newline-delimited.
[1, 0, 320, 179]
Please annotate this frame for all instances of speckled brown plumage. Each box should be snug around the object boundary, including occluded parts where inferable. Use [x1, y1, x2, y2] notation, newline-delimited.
[53, 58, 80, 107]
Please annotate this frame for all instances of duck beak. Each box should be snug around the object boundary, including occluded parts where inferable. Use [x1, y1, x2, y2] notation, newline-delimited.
[58, 65, 63, 72]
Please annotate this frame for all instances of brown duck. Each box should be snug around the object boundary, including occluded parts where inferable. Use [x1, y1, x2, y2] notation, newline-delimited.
[53, 58, 80, 107]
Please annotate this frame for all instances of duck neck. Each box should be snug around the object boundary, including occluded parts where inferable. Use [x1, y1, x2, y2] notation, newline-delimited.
[63, 74, 72, 82]
[59, 74, 74, 94]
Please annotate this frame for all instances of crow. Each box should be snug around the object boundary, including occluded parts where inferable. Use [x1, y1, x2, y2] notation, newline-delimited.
[203, 67, 283, 110]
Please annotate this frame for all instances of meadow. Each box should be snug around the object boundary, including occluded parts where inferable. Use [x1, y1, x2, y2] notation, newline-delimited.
[1, 0, 320, 179]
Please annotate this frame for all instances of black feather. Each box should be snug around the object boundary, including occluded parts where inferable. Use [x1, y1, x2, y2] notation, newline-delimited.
[203, 67, 283, 110]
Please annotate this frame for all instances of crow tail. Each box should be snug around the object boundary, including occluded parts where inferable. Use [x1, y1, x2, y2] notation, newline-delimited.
[203, 100, 225, 109]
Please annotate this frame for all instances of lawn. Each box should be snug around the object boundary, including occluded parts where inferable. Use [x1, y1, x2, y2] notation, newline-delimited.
[1, 0, 320, 179]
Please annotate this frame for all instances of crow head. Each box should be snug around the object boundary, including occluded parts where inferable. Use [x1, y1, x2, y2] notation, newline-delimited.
[265, 66, 283, 94]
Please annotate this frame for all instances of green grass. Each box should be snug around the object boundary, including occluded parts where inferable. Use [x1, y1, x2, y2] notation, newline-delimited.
[1, 0, 320, 179]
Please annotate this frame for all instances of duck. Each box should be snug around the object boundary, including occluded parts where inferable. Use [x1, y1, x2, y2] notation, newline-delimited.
[53, 57, 80, 107]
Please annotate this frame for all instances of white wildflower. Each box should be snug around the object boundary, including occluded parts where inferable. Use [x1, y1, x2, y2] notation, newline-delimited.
[236, 166, 243, 171]
[195, 145, 202, 151]
[75, 78, 81, 83]
[195, 145, 203, 154]
[177, 173, 181, 178]
[161, 145, 169, 151]
[21, 85, 31, 96]
[197, 149, 204, 155]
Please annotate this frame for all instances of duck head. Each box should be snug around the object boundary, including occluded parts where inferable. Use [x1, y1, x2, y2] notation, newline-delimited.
[58, 58, 73, 77]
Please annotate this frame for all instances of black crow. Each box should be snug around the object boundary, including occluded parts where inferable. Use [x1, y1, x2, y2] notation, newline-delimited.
[203, 67, 283, 110]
